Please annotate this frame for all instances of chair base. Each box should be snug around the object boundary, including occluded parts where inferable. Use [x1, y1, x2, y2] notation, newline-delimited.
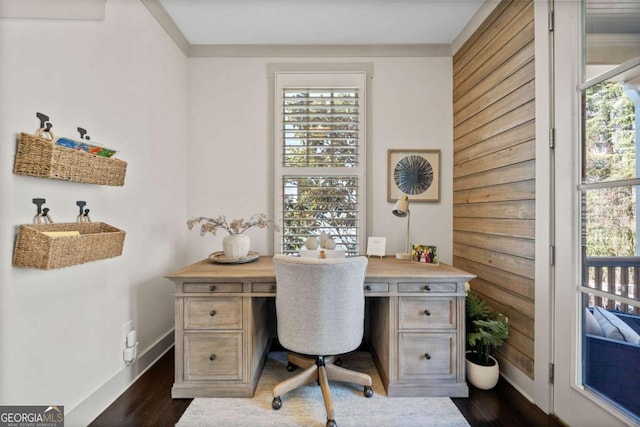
[272, 353, 373, 426]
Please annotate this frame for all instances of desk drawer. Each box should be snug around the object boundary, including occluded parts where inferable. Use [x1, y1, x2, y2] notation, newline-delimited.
[184, 333, 242, 381]
[399, 297, 455, 330]
[252, 282, 276, 293]
[184, 297, 242, 330]
[184, 282, 243, 293]
[398, 282, 457, 293]
[364, 282, 389, 293]
[398, 332, 456, 381]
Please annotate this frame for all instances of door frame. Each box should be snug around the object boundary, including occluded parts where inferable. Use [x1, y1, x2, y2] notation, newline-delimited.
[533, 0, 553, 415]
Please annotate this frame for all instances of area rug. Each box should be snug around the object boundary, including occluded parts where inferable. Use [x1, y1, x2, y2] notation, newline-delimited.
[176, 352, 469, 427]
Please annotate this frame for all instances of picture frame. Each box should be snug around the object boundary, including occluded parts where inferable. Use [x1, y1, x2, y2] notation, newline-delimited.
[366, 236, 386, 258]
[387, 149, 440, 202]
[411, 244, 439, 265]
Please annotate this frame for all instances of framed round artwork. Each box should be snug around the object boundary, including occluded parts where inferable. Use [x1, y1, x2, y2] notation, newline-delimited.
[387, 149, 440, 202]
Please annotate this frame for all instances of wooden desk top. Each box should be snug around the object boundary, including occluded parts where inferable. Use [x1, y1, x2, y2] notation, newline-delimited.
[166, 255, 475, 283]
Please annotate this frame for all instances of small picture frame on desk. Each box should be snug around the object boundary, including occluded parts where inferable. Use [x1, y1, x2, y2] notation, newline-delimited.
[366, 237, 386, 258]
[411, 244, 439, 265]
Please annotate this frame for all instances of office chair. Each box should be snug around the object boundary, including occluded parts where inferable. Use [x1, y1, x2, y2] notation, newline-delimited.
[271, 254, 373, 427]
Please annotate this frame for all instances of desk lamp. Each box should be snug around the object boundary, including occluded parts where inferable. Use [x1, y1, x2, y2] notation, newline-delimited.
[392, 194, 411, 260]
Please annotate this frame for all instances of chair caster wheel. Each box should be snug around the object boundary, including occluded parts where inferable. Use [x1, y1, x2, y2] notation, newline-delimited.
[326, 419, 337, 427]
[364, 386, 373, 398]
[272, 397, 282, 410]
[286, 362, 296, 372]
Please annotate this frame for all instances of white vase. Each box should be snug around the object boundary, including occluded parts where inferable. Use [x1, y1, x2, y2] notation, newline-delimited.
[222, 234, 250, 260]
[465, 353, 500, 390]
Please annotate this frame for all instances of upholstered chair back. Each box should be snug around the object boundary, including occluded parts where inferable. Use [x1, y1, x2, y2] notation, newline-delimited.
[273, 254, 368, 356]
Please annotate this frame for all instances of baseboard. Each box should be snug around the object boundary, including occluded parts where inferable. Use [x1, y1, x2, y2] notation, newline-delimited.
[499, 357, 536, 404]
[65, 329, 175, 427]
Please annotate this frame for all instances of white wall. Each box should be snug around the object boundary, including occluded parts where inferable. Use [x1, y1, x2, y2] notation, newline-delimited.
[186, 57, 454, 263]
[0, 0, 188, 425]
[0, 4, 454, 423]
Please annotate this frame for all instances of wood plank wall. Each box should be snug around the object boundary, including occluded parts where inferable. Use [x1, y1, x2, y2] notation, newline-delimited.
[452, 0, 536, 379]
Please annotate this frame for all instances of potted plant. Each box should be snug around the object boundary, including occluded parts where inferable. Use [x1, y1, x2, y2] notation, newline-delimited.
[465, 291, 509, 389]
[187, 213, 277, 260]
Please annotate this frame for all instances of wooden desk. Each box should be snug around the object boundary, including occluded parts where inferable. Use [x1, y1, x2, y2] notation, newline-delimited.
[166, 256, 475, 398]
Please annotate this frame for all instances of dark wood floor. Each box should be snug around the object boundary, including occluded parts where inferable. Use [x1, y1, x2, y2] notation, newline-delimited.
[90, 347, 565, 427]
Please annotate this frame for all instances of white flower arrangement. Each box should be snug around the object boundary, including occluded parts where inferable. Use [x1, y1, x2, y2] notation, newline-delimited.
[187, 213, 278, 236]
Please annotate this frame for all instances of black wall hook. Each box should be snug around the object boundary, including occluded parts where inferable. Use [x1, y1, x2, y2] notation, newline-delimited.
[77, 127, 91, 141]
[76, 200, 87, 215]
[33, 198, 46, 216]
[33, 198, 53, 223]
[36, 112, 53, 131]
[76, 201, 91, 222]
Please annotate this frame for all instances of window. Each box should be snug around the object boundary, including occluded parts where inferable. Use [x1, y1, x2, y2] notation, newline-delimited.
[579, 59, 640, 419]
[273, 70, 368, 256]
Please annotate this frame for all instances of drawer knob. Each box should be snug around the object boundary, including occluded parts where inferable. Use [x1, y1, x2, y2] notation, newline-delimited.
[424, 285, 431, 291]
[209, 354, 217, 361]
[365, 285, 372, 291]
[209, 310, 217, 317]
[424, 353, 431, 360]
[209, 285, 217, 292]
[423, 309, 431, 316]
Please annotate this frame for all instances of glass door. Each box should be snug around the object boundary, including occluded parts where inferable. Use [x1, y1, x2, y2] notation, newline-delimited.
[579, 63, 640, 423]
[553, 0, 640, 425]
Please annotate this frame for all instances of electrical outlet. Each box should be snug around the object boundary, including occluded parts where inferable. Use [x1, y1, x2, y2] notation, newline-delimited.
[126, 330, 137, 347]
[123, 320, 133, 344]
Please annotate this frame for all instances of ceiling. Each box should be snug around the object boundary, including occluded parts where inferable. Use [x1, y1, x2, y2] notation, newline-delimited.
[157, 0, 488, 46]
[584, 0, 640, 69]
[586, 0, 640, 34]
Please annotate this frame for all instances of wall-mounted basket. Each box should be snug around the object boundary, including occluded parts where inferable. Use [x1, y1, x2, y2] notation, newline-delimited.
[14, 130, 127, 186]
[13, 222, 126, 269]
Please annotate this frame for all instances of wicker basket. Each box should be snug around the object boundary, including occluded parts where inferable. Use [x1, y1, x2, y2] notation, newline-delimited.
[14, 130, 127, 186]
[12, 222, 126, 269]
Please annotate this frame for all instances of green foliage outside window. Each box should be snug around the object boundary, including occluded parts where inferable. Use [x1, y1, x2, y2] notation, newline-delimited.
[583, 82, 637, 257]
[282, 176, 359, 255]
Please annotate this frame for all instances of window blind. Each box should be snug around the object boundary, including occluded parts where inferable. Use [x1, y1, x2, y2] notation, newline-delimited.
[276, 80, 365, 256]
[282, 88, 360, 168]
[281, 175, 360, 256]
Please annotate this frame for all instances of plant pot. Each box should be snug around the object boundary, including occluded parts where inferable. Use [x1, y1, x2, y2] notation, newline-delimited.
[466, 352, 499, 390]
[222, 234, 250, 260]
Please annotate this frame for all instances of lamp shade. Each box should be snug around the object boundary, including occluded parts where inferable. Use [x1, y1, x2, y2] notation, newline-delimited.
[392, 195, 409, 217]
[391, 194, 411, 260]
